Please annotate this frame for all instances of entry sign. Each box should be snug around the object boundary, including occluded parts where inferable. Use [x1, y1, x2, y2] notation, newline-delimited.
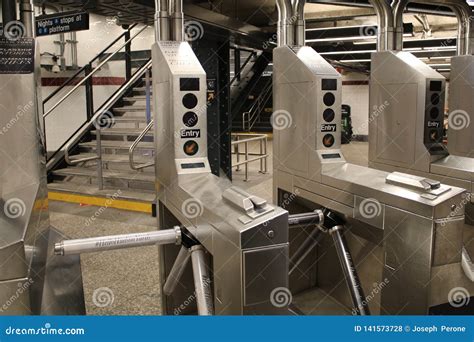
[36, 11, 89, 36]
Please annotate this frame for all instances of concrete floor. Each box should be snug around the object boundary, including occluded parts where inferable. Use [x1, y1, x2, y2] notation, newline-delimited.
[49, 140, 369, 315]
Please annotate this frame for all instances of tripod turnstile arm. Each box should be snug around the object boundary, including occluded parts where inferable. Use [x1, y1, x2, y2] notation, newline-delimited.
[190, 245, 214, 316]
[330, 225, 370, 316]
[54, 227, 182, 256]
[163, 246, 192, 296]
[288, 210, 324, 227]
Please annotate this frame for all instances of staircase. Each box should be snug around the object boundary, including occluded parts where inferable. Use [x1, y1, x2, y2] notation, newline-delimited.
[48, 75, 157, 210]
[231, 51, 274, 133]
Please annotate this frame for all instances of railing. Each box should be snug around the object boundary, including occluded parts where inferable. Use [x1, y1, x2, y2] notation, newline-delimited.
[229, 50, 256, 86]
[62, 60, 153, 189]
[43, 26, 147, 120]
[129, 120, 155, 171]
[43, 24, 149, 165]
[242, 79, 272, 132]
[232, 133, 268, 182]
[42, 23, 138, 106]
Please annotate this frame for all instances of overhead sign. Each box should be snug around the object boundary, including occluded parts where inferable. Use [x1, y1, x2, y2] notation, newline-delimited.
[0, 38, 35, 74]
[36, 11, 89, 36]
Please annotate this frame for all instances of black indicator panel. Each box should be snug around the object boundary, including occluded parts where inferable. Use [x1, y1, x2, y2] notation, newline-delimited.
[180, 78, 200, 91]
[322, 153, 341, 159]
[424, 79, 445, 149]
[322, 79, 337, 91]
[430, 81, 442, 92]
[181, 163, 206, 169]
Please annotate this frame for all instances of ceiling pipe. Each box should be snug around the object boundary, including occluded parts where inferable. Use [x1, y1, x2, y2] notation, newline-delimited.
[169, 0, 184, 41]
[276, 0, 294, 46]
[155, 0, 170, 41]
[19, 0, 34, 38]
[368, 0, 395, 51]
[393, 0, 472, 55]
[292, 0, 306, 46]
[392, 0, 410, 51]
[2, 0, 17, 27]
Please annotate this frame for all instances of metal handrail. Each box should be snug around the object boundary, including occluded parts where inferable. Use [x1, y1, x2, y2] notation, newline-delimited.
[64, 60, 153, 168]
[248, 82, 272, 131]
[232, 133, 268, 181]
[43, 23, 138, 104]
[229, 51, 256, 86]
[129, 120, 155, 171]
[242, 79, 272, 131]
[43, 25, 148, 119]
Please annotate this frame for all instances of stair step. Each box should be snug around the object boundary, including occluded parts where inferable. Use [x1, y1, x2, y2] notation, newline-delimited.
[48, 182, 156, 203]
[114, 106, 151, 113]
[91, 128, 153, 137]
[70, 153, 153, 165]
[79, 140, 155, 151]
[133, 87, 153, 92]
[123, 96, 149, 102]
[52, 167, 155, 183]
[113, 117, 148, 123]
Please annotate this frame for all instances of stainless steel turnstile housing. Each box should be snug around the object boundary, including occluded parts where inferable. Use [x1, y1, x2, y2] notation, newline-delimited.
[153, 41, 290, 315]
[273, 45, 468, 314]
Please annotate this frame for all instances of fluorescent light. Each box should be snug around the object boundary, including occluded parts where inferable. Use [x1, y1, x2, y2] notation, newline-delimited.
[353, 37, 457, 45]
[426, 63, 451, 68]
[320, 50, 375, 55]
[306, 24, 377, 32]
[419, 57, 450, 61]
[340, 59, 371, 63]
[306, 36, 375, 43]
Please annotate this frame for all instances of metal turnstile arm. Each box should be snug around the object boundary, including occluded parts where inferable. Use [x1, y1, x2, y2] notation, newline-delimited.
[289, 228, 323, 276]
[462, 247, 474, 282]
[288, 210, 324, 227]
[163, 246, 192, 296]
[54, 227, 182, 256]
[330, 225, 370, 316]
[190, 245, 214, 316]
